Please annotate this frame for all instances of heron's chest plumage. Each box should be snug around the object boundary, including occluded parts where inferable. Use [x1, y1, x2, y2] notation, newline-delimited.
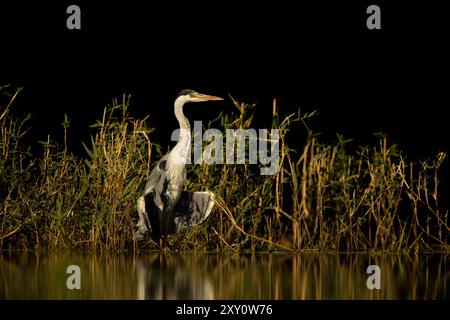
[156, 127, 190, 211]
[166, 162, 186, 188]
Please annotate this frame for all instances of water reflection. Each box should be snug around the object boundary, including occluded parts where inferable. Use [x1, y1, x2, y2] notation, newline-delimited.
[0, 252, 448, 299]
[136, 255, 214, 300]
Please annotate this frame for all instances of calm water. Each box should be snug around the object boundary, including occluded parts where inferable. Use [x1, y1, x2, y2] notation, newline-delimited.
[0, 252, 448, 299]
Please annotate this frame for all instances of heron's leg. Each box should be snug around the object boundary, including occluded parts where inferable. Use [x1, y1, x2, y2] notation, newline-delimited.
[160, 236, 171, 254]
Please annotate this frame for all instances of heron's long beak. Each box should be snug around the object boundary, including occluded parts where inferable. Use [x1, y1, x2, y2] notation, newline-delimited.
[194, 93, 223, 101]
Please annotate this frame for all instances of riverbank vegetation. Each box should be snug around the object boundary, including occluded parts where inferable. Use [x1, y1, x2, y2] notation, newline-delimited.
[1, 85, 448, 252]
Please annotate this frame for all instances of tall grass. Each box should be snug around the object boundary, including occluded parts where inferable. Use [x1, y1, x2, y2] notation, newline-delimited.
[1, 89, 152, 250]
[0, 86, 448, 252]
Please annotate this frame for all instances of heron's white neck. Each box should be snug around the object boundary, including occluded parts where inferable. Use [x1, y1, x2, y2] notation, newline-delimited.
[171, 96, 191, 164]
[174, 96, 191, 130]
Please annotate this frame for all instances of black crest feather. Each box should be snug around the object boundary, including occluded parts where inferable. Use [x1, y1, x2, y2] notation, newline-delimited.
[177, 89, 197, 97]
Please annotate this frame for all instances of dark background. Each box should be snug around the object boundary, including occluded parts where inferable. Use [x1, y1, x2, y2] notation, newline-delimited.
[0, 1, 448, 200]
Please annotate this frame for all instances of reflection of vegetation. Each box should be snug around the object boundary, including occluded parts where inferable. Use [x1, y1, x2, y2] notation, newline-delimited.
[1, 252, 448, 299]
[0, 85, 448, 251]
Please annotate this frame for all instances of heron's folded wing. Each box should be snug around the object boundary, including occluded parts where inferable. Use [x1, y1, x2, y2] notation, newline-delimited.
[172, 191, 215, 233]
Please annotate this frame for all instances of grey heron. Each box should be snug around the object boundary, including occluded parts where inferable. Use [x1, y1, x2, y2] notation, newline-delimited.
[135, 89, 223, 247]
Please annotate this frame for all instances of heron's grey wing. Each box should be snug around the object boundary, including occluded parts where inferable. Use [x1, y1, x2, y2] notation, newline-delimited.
[144, 154, 170, 196]
[135, 155, 169, 241]
[136, 191, 165, 241]
[171, 191, 215, 233]
[135, 195, 152, 240]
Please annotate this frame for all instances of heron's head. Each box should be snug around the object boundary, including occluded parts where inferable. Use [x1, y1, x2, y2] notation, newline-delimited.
[177, 89, 223, 103]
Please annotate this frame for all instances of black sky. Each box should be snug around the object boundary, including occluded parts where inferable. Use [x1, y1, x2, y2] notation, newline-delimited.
[0, 1, 448, 169]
